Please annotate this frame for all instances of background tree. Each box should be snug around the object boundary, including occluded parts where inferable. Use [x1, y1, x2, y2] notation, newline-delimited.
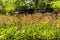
[0, 0, 17, 15]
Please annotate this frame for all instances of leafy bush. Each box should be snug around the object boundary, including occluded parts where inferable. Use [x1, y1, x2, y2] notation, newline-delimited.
[0, 0, 55, 14]
[0, 27, 17, 40]
[51, 1, 60, 12]
[0, 13, 60, 40]
[37, 0, 53, 12]
[1, 0, 17, 15]
[16, 0, 35, 13]
[0, 23, 60, 40]
[0, 15, 18, 29]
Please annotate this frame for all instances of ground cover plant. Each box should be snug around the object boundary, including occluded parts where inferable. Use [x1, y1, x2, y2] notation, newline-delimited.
[0, 0, 60, 40]
[0, 13, 60, 40]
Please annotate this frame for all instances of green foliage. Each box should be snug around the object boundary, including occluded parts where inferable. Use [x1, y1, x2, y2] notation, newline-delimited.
[37, 0, 45, 10]
[0, 0, 17, 15]
[0, 0, 53, 14]
[25, 1, 35, 9]
[0, 0, 60, 14]
[37, 0, 52, 12]
[0, 22, 60, 40]
[37, 0, 49, 9]
[0, 27, 17, 40]
[51, 1, 60, 12]
[16, 0, 35, 13]
[0, 16, 18, 29]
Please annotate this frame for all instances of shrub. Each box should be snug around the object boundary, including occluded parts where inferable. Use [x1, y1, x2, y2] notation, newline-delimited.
[51, 1, 60, 12]
[0, 22, 60, 40]
[0, 14, 60, 40]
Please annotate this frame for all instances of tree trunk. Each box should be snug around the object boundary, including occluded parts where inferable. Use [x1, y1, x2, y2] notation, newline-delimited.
[33, 0, 39, 13]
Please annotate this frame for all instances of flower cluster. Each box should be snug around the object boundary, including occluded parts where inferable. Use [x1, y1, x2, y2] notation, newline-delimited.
[0, 13, 60, 28]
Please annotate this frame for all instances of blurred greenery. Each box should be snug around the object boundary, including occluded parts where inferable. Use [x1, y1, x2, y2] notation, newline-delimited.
[51, 1, 60, 12]
[0, 0, 60, 14]
[0, 0, 60, 40]
[0, 13, 60, 40]
[0, 22, 60, 40]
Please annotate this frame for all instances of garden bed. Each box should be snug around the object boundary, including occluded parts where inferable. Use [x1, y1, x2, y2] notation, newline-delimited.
[0, 13, 60, 40]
